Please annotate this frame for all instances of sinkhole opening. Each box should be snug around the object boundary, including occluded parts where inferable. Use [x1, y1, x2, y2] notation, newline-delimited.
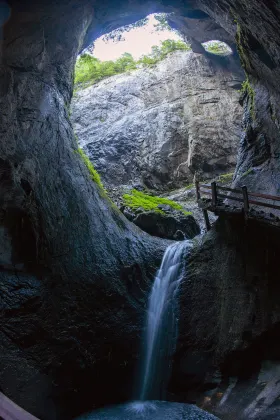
[71, 11, 244, 241]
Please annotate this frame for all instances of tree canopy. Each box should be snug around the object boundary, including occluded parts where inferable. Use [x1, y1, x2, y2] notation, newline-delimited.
[74, 39, 191, 89]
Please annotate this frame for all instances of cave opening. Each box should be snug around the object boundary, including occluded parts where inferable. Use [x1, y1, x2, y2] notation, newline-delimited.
[71, 11, 244, 241]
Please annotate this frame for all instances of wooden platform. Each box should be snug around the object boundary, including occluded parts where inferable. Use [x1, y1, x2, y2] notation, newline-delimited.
[195, 181, 280, 230]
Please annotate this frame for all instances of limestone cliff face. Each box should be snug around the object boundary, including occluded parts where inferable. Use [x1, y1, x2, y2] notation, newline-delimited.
[71, 51, 244, 190]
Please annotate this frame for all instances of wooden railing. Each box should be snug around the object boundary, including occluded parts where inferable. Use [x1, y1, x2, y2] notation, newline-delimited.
[195, 181, 280, 229]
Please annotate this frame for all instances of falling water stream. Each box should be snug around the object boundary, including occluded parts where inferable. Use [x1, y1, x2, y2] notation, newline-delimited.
[138, 240, 192, 401]
[77, 239, 219, 419]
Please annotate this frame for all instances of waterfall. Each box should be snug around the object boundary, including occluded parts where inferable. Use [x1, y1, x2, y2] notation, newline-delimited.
[138, 240, 192, 401]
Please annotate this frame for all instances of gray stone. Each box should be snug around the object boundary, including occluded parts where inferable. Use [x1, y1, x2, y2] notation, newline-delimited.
[133, 211, 200, 240]
[71, 51, 243, 191]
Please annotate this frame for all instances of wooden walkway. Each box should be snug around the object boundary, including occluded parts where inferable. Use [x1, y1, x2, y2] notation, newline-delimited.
[195, 181, 280, 231]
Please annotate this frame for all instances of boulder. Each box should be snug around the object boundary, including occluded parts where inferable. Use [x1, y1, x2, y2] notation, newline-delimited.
[132, 211, 200, 240]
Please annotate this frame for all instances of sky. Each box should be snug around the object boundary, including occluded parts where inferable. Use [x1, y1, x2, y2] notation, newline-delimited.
[93, 14, 182, 61]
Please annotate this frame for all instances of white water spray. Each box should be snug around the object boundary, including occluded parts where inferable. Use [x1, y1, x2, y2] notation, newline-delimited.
[138, 240, 192, 401]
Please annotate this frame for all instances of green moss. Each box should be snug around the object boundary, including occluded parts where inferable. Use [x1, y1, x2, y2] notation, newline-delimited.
[240, 77, 256, 119]
[123, 189, 192, 216]
[74, 133, 79, 145]
[76, 147, 104, 189]
[236, 24, 249, 69]
[185, 183, 194, 190]
[218, 172, 235, 184]
[240, 167, 254, 178]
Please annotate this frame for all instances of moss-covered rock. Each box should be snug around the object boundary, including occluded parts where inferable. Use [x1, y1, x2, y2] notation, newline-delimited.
[122, 189, 192, 216]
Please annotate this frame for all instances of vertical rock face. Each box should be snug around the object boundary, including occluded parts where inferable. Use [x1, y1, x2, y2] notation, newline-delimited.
[0, 1, 166, 419]
[174, 215, 280, 419]
[71, 52, 243, 190]
[195, 0, 280, 196]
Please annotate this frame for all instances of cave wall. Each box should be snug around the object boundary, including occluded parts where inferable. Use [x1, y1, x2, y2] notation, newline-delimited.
[195, 0, 280, 195]
[174, 216, 280, 419]
[71, 51, 243, 191]
[83, 0, 280, 195]
[0, 1, 166, 418]
[1, 0, 280, 418]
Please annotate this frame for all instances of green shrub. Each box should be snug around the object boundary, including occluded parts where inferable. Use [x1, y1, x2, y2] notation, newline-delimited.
[74, 39, 191, 89]
[76, 147, 104, 188]
[123, 189, 192, 216]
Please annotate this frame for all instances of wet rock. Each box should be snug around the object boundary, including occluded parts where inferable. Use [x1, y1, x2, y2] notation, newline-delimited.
[76, 401, 219, 419]
[133, 211, 200, 240]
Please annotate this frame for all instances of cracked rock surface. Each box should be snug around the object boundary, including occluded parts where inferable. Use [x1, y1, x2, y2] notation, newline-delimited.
[72, 51, 243, 191]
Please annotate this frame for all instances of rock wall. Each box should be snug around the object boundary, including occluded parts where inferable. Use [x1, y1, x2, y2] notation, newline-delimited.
[2, 0, 280, 419]
[71, 51, 243, 190]
[0, 2, 166, 419]
[173, 215, 280, 419]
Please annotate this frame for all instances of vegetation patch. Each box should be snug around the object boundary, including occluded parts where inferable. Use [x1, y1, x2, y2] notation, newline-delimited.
[241, 77, 256, 119]
[240, 167, 254, 178]
[74, 39, 191, 89]
[236, 23, 254, 74]
[76, 147, 104, 189]
[123, 189, 192, 215]
[203, 41, 231, 55]
[217, 172, 235, 184]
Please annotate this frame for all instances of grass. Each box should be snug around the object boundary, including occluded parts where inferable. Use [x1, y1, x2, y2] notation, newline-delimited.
[122, 189, 192, 216]
[76, 147, 104, 189]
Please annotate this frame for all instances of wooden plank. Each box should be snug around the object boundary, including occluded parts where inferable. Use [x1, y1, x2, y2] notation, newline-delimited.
[211, 182, 218, 206]
[203, 209, 211, 231]
[248, 191, 280, 202]
[217, 193, 244, 203]
[195, 180, 201, 200]
[242, 185, 249, 219]
[248, 199, 280, 211]
[200, 189, 212, 196]
[215, 194, 280, 210]
[217, 185, 242, 194]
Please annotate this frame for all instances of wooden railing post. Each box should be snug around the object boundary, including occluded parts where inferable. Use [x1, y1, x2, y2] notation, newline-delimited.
[211, 182, 217, 207]
[203, 209, 211, 232]
[242, 185, 249, 219]
[195, 180, 201, 201]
